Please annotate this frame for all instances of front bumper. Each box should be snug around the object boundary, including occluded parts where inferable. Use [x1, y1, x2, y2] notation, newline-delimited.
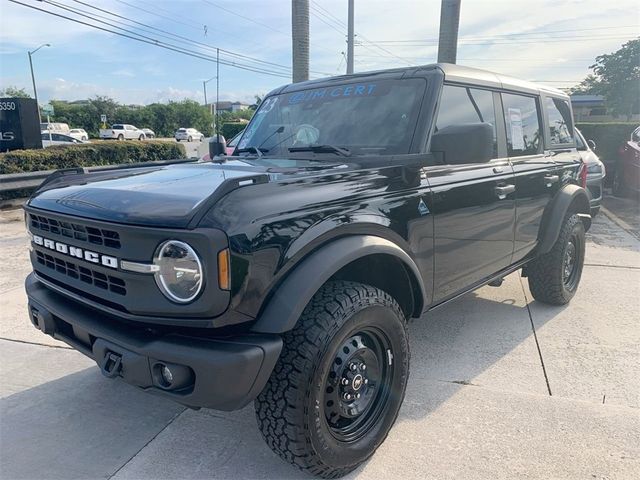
[586, 173, 604, 214]
[26, 273, 282, 410]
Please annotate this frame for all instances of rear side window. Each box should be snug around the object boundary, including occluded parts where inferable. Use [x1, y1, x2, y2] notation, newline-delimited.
[435, 85, 498, 159]
[113, 125, 123, 129]
[546, 97, 573, 145]
[502, 93, 542, 157]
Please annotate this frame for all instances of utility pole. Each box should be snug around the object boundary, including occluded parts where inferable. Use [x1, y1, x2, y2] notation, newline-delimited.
[437, 0, 461, 64]
[216, 48, 220, 136]
[292, 0, 309, 82]
[27, 43, 50, 125]
[346, 0, 354, 74]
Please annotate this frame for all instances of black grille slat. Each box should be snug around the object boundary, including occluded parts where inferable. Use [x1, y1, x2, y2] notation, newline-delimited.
[30, 214, 121, 249]
[36, 250, 126, 296]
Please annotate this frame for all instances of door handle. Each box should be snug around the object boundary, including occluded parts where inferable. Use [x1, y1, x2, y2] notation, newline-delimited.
[544, 174, 559, 187]
[495, 184, 515, 200]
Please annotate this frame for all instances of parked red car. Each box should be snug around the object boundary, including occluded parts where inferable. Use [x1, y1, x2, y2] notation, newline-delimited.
[613, 126, 640, 197]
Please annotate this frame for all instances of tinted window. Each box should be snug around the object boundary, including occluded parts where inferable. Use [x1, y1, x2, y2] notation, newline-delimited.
[112, 125, 123, 130]
[502, 93, 542, 156]
[546, 97, 573, 145]
[238, 79, 426, 156]
[434, 85, 498, 161]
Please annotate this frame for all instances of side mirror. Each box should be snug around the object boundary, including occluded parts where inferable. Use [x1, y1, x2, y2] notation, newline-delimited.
[587, 139, 596, 150]
[430, 123, 493, 165]
[208, 134, 227, 157]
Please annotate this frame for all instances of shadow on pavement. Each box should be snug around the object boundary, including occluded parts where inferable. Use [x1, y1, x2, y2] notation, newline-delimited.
[0, 274, 567, 479]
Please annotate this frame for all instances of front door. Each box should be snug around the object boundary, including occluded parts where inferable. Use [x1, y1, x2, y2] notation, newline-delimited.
[427, 85, 516, 304]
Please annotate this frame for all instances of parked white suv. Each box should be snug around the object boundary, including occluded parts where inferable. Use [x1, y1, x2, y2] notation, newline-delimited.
[68, 128, 89, 141]
[99, 124, 145, 140]
[175, 128, 204, 142]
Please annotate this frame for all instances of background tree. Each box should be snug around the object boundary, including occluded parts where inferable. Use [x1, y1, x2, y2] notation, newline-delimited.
[0, 86, 32, 98]
[571, 39, 640, 119]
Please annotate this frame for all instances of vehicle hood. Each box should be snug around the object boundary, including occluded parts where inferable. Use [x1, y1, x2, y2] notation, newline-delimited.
[27, 162, 268, 228]
[27, 160, 343, 228]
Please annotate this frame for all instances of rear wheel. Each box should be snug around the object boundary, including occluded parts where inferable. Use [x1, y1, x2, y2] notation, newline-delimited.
[188, 136, 193, 142]
[255, 281, 409, 478]
[138, 135, 144, 141]
[527, 214, 585, 305]
[117, 134, 124, 141]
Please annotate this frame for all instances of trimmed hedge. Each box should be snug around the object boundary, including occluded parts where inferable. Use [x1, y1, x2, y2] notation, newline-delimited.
[221, 122, 247, 140]
[576, 122, 637, 165]
[0, 141, 186, 175]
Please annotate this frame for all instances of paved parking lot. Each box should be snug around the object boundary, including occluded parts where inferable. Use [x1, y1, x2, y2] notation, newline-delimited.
[0, 201, 638, 479]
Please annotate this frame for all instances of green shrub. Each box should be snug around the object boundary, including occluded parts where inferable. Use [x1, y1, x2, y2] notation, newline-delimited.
[0, 141, 186, 175]
[221, 122, 247, 140]
[576, 122, 637, 164]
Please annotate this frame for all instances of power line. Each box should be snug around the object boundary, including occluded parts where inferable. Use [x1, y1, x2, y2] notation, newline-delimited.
[364, 24, 639, 43]
[114, 0, 204, 31]
[200, 0, 288, 37]
[66, 0, 296, 73]
[361, 34, 637, 47]
[11, 0, 292, 78]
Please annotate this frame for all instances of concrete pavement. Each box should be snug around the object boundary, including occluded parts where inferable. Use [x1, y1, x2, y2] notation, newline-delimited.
[0, 201, 638, 479]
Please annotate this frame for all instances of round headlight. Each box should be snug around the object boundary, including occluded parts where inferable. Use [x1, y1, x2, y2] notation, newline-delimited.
[154, 240, 203, 303]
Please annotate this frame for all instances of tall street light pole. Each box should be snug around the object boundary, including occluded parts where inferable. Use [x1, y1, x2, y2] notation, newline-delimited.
[28, 43, 50, 125]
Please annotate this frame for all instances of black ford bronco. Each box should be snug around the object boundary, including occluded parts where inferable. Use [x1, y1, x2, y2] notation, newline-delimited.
[25, 64, 591, 478]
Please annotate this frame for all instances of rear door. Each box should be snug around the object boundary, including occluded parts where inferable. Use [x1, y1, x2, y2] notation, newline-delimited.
[502, 92, 559, 262]
[427, 84, 516, 303]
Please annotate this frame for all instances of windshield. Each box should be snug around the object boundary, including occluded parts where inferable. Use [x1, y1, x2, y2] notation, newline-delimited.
[237, 78, 426, 156]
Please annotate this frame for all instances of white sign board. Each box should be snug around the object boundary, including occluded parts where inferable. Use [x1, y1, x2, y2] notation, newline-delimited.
[100, 114, 107, 123]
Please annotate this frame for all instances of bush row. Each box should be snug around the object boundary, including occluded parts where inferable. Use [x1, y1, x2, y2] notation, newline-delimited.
[0, 141, 186, 175]
[221, 122, 247, 140]
[576, 122, 637, 165]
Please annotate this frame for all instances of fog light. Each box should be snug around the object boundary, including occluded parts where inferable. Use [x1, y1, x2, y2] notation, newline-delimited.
[161, 364, 173, 385]
[152, 362, 194, 391]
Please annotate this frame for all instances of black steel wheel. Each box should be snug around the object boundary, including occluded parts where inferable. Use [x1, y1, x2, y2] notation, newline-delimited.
[527, 214, 586, 305]
[256, 281, 409, 478]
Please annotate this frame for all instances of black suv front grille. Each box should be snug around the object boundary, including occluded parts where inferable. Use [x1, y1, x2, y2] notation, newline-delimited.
[36, 250, 127, 296]
[30, 214, 121, 249]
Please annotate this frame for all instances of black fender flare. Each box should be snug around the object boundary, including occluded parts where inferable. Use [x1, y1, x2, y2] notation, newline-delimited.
[537, 184, 591, 255]
[250, 235, 427, 334]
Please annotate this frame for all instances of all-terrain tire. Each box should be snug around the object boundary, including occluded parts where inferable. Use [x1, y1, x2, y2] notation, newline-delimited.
[527, 214, 585, 305]
[255, 281, 410, 478]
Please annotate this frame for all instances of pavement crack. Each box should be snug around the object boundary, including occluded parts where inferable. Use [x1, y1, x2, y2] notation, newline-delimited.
[584, 263, 640, 270]
[518, 274, 553, 397]
[0, 337, 72, 350]
[107, 407, 187, 479]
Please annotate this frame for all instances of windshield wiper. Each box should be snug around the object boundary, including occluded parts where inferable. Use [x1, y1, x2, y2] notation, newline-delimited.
[236, 146, 268, 157]
[288, 145, 351, 157]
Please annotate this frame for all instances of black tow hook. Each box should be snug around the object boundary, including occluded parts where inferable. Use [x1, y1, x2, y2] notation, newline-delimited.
[100, 352, 123, 378]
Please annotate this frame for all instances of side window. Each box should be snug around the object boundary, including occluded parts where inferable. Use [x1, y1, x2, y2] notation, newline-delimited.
[502, 93, 542, 157]
[434, 85, 498, 162]
[546, 97, 573, 145]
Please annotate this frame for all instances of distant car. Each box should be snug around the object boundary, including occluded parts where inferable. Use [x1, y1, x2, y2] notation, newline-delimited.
[40, 122, 70, 134]
[613, 126, 640, 197]
[226, 129, 244, 155]
[175, 128, 204, 142]
[575, 128, 605, 216]
[99, 124, 145, 140]
[41, 132, 86, 148]
[141, 128, 155, 139]
[68, 128, 89, 141]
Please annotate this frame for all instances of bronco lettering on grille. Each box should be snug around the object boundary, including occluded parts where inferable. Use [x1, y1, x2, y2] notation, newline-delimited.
[32, 234, 118, 269]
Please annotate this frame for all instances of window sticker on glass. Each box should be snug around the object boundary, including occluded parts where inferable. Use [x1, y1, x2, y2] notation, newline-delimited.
[508, 108, 525, 151]
[238, 97, 279, 148]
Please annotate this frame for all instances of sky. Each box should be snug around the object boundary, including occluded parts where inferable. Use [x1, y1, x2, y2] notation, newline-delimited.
[0, 0, 638, 106]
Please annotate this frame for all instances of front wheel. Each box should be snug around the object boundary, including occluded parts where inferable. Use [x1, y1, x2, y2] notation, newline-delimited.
[255, 281, 409, 478]
[527, 214, 586, 305]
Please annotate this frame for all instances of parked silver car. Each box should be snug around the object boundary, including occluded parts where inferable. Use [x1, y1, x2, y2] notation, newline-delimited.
[575, 128, 605, 216]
